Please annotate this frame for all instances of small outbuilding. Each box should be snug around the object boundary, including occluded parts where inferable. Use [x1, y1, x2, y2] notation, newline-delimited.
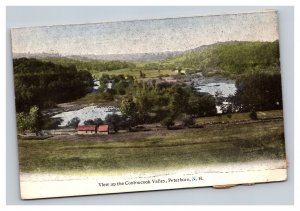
[77, 124, 109, 135]
[97, 125, 109, 135]
[77, 125, 97, 134]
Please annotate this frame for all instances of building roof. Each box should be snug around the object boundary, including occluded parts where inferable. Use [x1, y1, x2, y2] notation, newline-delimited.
[77, 125, 96, 131]
[97, 125, 109, 132]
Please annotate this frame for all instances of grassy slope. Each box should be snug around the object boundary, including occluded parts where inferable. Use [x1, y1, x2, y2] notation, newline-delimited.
[163, 40, 280, 77]
[195, 110, 283, 125]
[18, 120, 285, 175]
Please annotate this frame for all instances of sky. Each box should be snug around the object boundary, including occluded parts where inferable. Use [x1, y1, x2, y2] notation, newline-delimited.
[11, 10, 279, 56]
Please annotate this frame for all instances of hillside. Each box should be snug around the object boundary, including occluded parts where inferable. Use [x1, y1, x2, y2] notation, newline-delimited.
[163, 40, 280, 77]
[15, 40, 281, 78]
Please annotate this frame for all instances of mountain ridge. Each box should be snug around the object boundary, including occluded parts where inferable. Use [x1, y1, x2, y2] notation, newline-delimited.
[12, 40, 268, 62]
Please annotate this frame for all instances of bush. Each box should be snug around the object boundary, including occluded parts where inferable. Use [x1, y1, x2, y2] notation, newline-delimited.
[161, 117, 175, 129]
[182, 115, 195, 126]
[100, 91, 114, 101]
[105, 114, 122, 132]
[84, 119, 95, 125]
[227, 113, 232, 119]
[67, 117, 80, 128]
[249, 110, 258, 120]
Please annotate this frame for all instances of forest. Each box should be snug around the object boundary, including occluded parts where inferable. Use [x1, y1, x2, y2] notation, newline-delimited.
[13, 58, 94, 112]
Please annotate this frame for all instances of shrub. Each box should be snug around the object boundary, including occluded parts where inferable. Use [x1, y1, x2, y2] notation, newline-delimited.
[161, 117, 175, 129]
[100, 91, 114, 101]
[84, 119, 95, 125]
[249, 110, 258, 120]
[67, 117, 80, 128]
[182, 115, 195, 126]
[105, 113, 122, 132]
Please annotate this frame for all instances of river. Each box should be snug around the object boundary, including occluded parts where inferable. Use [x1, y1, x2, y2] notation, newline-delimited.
[52, 76, 236, 125]
[190, 75, 236, 97]
[52, 106, 121, 127]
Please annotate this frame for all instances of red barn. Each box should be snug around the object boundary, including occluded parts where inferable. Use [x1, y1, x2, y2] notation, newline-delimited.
[77, 125, 97, 135]
[97, 125, 109, 135]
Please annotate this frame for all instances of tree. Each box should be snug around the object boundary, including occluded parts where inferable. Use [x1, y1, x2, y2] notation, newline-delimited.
[16, 106, 43, 135]
[105, 113, 122, 132]
[114, 80, 128, 95]
[67, 117, 81, 128]
[16, 112, 29, 134]
[93, 118, 104, 126]
[232, 73, 283, 112]
[168, 86, 189, 115]
[249, 109, 258, 120]
[28, 106, 42, 135]
[120, 97, 137, 118]
[84, 119, 95, 125]
[120, 97, 140, 128]
[185, 92, 216, 117]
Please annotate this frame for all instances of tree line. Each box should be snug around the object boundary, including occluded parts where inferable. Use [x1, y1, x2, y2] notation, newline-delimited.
[42, 57, 136, 72]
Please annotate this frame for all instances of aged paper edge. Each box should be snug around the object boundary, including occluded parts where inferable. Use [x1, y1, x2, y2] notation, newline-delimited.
[20, 168, 287, 199]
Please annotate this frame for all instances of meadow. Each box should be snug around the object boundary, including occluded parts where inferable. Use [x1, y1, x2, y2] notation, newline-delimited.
[18, 120, 285, 175]
[194, 110, 283, 125]
[91, 68, 176, 79]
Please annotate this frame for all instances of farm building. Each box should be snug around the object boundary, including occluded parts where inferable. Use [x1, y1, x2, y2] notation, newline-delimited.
[77, 124, 109, 135]
[97, 125, 109, 135]
[77, 125, 97, 134]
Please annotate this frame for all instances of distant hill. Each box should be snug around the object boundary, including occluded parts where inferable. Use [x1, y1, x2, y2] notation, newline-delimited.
[13, 52, 62, 59]
[69, 51, 186, 61]
[13, 51, 186, 61]
[13, 40, 281, 77]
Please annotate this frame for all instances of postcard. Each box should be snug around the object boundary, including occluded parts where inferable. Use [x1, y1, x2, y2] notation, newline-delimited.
[11, 10, 287, 199]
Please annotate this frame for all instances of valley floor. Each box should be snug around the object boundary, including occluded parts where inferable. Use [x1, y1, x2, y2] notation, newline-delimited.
[18, 119, 286, 175]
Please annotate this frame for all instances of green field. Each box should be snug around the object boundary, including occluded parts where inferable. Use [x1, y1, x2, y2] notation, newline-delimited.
[195, 110, 283, 125]
[18, 120, 285, 175]
[91, 68, 176, 79]
[72, 92, 118, 105]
